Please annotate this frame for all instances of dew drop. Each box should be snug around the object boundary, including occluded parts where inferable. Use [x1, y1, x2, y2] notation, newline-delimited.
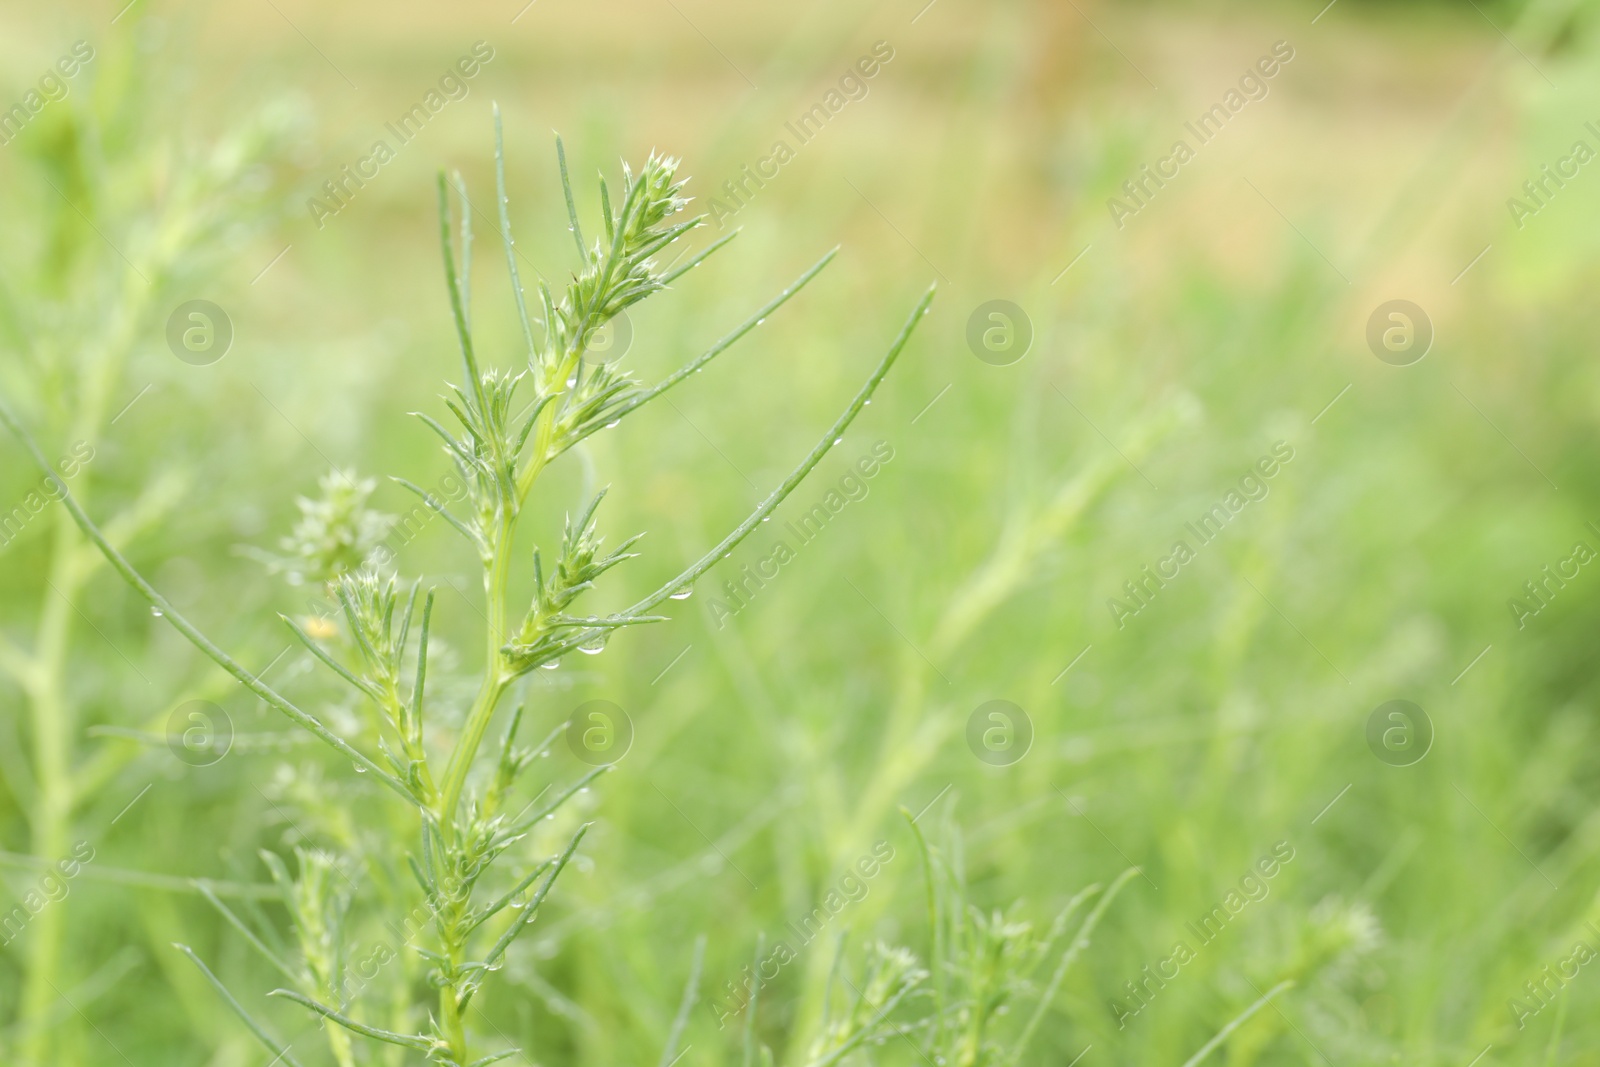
[352, 762, 368, 774]
[577, 641, 605, 655]
[833, 437, 843, 445]
[669, 587, 693, 600]
[756, 318, 766, 326]
[544, 813, 556, 821]
[863, 399, 871, 405]
[541, 659, 561, 670]
[605, 420, 620, 429]
[149, 606, 164, 617]
[760, 516, 771, 523]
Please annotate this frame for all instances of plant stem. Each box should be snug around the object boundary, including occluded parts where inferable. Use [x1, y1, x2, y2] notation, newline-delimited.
[436, 508, 516, 837]
[20, 270, 144, 1067]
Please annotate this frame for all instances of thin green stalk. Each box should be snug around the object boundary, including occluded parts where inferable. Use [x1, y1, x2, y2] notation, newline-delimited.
[436, 508, 516, 836]
[0, 395, 415, 805]
[1178, 980, 1293, 1067]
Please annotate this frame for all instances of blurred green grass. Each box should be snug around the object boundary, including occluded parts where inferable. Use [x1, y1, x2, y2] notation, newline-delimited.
[4, 0, 1600, 1064]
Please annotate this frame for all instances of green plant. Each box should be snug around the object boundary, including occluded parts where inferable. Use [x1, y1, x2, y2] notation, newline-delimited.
[695, 813, 1135, 1067]
[0, 52, 296, 1064]
[0, 107, 932, 1065]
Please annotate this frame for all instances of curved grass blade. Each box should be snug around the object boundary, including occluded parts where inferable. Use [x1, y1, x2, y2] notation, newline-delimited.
[660, 229, 738, 286]
[281, 613, 381, 702]
[1178, 980, 1294, 1067]
[494, 104, 539, 364]
[556, 134, 587, 263]
[1006, 866, 1140, 1067]
[659, 933, 706, 1067]
[269, 989, 435, 1050]
[551, 285, 934, 664]
[0, 395, 416, 804]
[438, 172, 486, 415]
[604, 247, 838, 428]
[175, 944, 307, 1067]
[196, 883, 299, 983]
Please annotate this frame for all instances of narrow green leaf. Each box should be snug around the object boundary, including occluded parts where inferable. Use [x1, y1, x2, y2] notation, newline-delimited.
[0, 391, 415, 802]
[438, 171, 486, 414]
[392, 476, 484, 550]
[269, 989, 435, 1050]
[1178, 980, 1294, 1067]
[280, 614, 381, 702]
[742, 932, 765, 1067]
[557, 284, 934, 657]
[900, 806, 945, 1045]
[1007, 866, 1140, 1067]
[409, 588, 435, 746]
[494, 104, 539, 365]
[176, 944, 307, 1067]
[659, 228, 738, 286]
[196, 882, 299, 983]
[498, 766, 608, 843]
[660, 933, 706, 1067]
[468, 1052, 522, 1067]
[463, 856, 555, 937]
[454, 169, 474, 331]
[555, 134, 587, 263]
[618, 246, 836, 426]
[467, 823, 589, 1007]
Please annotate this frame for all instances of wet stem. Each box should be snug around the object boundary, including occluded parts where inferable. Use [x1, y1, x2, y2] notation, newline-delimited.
[433, 346, 579, 1063]
[435, 344, 578, 838]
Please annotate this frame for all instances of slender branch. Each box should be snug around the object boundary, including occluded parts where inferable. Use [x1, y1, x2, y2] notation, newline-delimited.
[544, 284, 935, 668]
[269, 989, 434, 1051]
[494, 104, 539, 365]
[1007, 867, 1140, 1067]
[176, 944, 308, 1067]
[0, 395, 415, 804]
[1178, 980, 1295, 1067]
[660, 933, 706, 1067]
[600, 247, 839, 428]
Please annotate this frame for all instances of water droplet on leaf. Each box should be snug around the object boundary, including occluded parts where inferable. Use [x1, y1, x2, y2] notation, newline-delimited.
[669, 587, 693, 600]
[150, 606, 163, 617]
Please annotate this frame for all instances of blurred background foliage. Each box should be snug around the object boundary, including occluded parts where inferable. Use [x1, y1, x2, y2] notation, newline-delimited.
[4, 0, 1600, 1063]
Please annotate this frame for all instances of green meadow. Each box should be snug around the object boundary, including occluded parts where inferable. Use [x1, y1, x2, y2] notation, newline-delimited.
[3, 0, 1600, 1064]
